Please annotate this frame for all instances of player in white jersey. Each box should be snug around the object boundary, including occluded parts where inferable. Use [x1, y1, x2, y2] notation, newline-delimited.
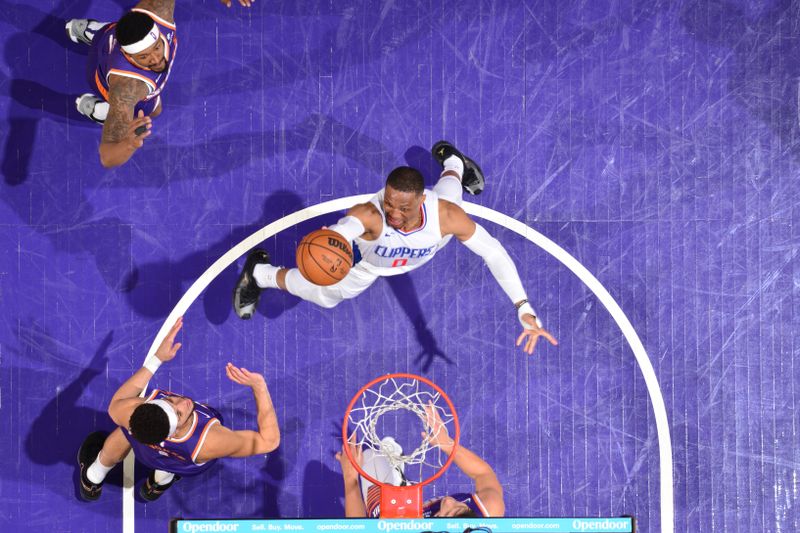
[234, 141, 557, 355]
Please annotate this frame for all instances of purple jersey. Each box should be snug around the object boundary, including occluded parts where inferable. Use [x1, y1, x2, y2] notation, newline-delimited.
[86, 8, 177, 116]
[366, 486, 490, 518]
[122, 389, 223, 476]
[422, 493, 489, 517]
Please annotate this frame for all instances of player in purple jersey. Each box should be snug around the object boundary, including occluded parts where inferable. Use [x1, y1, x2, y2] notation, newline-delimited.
[75, 317, 280, 502]
[234, 141, 558, 356]
[336, 405, 505, 518]
[64, 0, 251, 168]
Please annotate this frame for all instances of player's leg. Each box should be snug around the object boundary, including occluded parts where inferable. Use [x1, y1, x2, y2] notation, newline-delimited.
[281, 263, 378, 308]
[234, 250, 379, 318]
[360, 437, 405, 502]
[76, 22, 112, 124]
[140, 470, 181, 502]
[77, 428, 131, 501]
[65, 19, 110, 46]
[431, 141, 486, 200]
[75, 94, 109, 124]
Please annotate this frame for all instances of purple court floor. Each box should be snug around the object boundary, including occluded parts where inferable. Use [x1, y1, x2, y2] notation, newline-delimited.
[1, 0, 798, 532]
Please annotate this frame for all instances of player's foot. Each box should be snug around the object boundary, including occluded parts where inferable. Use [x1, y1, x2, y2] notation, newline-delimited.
[65, 19, 97, 45]
[77, 431, 108, 502]
[139, 471, 181, 502]
[233, 249, 271, 319]
[75, 94, 106, 125]
[431, 140, 485, 195]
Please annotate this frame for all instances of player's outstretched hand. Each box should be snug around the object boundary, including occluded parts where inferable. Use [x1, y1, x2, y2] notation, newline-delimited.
[220, 0, 253, 7]
[226, 363, 267, 390]
[125, 110, 151, 149]
[155, 317, 183, 362]
[335, 432, 362, 483]
[516, 314, 558, 355]
[422, 402, 455, 451]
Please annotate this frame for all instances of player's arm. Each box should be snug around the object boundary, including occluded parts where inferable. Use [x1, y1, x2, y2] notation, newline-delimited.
[326, 202, 383, 243]
[107, 371, 149, 426]
[108, 317, 183, 425]
[424, 404, 504, 516]
[441, 442, 505, 517]
[440, 200, 523, 305]
[341, 475, 368, 517]
[198, 364, 280, 460]
[99, 75, 152, 168]
[134, 0, 175, 22]
[335, 436, 369, 518]
[440, 200, 558, 354]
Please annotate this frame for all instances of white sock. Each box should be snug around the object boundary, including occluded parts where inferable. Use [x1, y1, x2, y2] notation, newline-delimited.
[84, 20, 109, 40]
[87, 21, 108, 32]
[154, 470, 175, 485]
[253, 263, 281, 289]
[442, 154, 464, 178]
[86, 451, 114, 484]
[92, 101, 109, 122]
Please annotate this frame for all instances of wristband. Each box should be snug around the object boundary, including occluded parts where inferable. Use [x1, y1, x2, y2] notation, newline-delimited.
[143, 356, 163, 375]
[517, 301, 542, 329]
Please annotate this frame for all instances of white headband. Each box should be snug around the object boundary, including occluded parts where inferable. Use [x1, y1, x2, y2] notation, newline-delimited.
[121, 23, 160, 54]
[148, 399, 178, 438]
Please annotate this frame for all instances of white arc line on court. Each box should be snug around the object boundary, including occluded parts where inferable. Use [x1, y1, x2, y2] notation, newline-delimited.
[125, 195, 673, 533]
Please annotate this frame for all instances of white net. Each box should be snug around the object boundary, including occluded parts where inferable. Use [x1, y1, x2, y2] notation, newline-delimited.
[347, 375, 457, 484]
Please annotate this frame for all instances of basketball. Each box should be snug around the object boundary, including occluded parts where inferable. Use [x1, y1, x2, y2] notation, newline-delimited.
[296, 229, 354, 286]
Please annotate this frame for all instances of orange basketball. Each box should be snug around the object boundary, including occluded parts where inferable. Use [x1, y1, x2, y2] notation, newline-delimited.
[296, 229, 354, 286]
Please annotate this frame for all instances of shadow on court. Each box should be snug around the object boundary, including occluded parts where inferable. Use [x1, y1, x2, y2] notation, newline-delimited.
[302, 460, 345, 517]
[114, 113, 395, 184]
[0, 0, 135, 292]
[0, 113, 393, 296]
[122, 190, 340, 324]
[19, 330, 152, 513]
[24, 331, 116, 470]
[403, 145, 442, 187]
[0, 0, 101, 186]
[386, 275, 454, 372]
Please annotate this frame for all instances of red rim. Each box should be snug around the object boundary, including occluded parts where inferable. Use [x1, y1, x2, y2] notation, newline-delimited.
[342, 372, 460, 487]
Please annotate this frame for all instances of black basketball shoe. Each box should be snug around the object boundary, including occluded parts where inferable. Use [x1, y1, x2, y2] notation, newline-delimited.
[77, 431, 108, 502]
[233, 249, 271, 319]
[140, 471, 181, 502]
[431, 140, 485, 195]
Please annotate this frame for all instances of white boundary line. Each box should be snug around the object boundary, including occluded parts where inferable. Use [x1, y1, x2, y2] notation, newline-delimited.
[123, 195, 673, 533]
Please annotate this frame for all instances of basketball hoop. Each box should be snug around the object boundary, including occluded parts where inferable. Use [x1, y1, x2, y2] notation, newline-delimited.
[342, 373, 460, 518]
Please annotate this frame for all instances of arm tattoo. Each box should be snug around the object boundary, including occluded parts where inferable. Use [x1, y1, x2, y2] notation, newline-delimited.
[101, 76, 149, 143]
[134, 0, 175, 22]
